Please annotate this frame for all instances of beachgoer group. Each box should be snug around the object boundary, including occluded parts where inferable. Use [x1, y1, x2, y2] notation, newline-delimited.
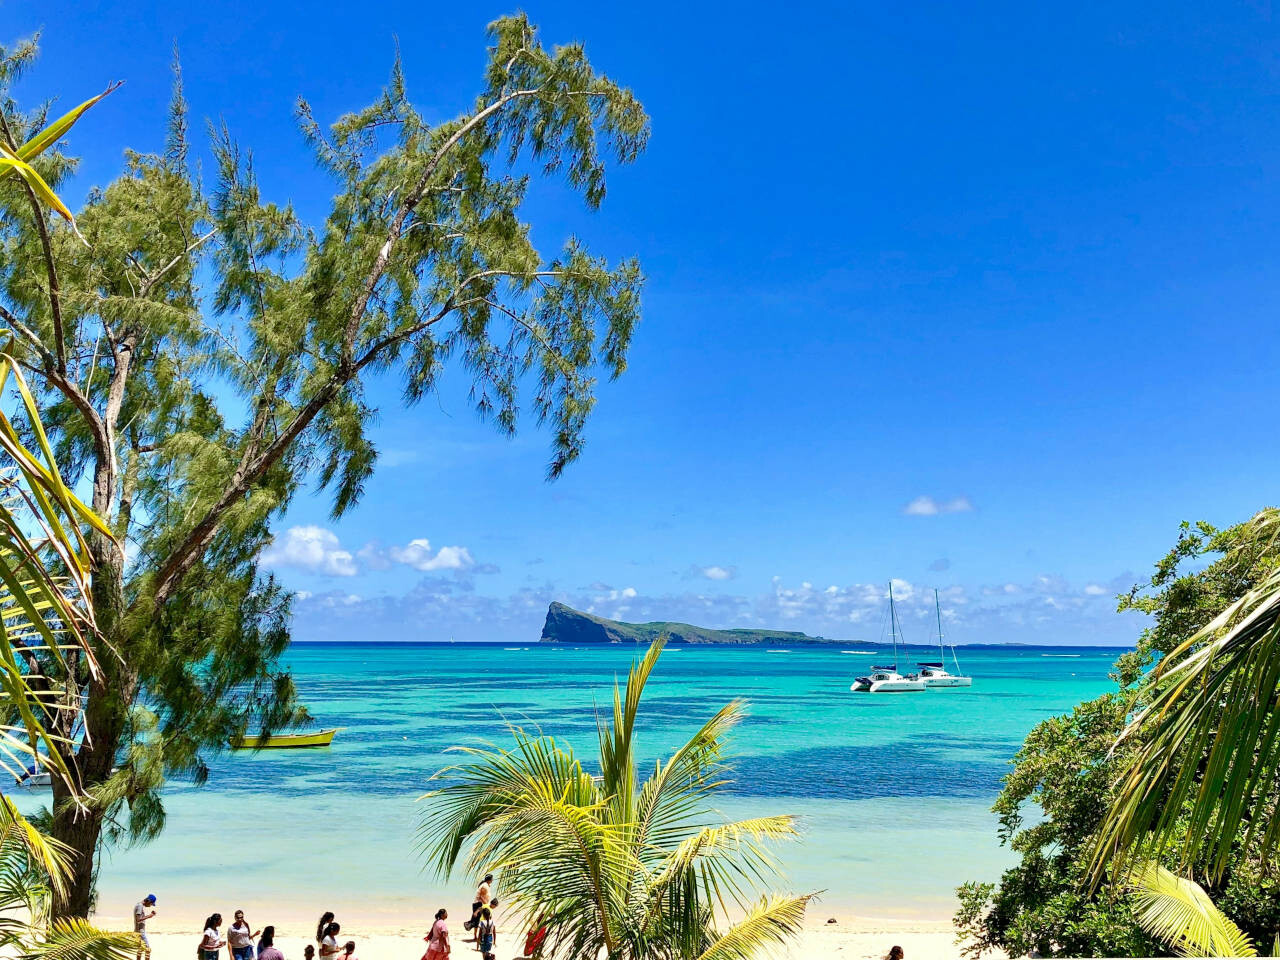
[183, 906, 362, 960]
[131, 873, 551, 960]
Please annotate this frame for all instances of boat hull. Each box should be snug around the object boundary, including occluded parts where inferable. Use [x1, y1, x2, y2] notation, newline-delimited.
[850, 677, 927, 693]
[230, 728, 339, 749]
[867, 679, 926, 692]
[921, 675, 972, 687]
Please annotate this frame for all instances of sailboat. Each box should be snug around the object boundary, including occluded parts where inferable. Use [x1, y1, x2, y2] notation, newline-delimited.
[911, 589, 972, 688]
[850, 583, 926, 693]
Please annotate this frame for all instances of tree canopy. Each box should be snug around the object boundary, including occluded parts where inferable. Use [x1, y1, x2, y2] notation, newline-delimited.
[0, 16, 649, 915]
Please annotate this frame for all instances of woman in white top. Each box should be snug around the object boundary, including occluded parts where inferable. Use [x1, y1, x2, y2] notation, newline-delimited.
[319, 922, 343, 960]
[200, 915, 226, 960]
[227, 911, 261, 960]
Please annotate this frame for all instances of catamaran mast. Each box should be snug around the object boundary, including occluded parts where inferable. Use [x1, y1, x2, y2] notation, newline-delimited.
[889, 581, 899, 669]
[936, 588, 962, 673]
[935, 588, 944, 661]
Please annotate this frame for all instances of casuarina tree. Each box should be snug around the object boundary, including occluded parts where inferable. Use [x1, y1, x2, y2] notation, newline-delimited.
[0, 16, 648, 916]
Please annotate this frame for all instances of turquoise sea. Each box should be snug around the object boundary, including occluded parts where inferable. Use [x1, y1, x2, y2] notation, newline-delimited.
[64, 642, 1124, 927]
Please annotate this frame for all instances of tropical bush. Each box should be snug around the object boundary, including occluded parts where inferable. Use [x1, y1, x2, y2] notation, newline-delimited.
[955, 513, 1280, 957]
[1096, 509, 1280, 882]
[419, 640, 812, 960]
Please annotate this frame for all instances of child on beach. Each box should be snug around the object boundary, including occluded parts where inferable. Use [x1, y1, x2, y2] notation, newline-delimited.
[475, 906, 496, 960]
[341, 941, 358, 960]
[303, 946, 315, 960]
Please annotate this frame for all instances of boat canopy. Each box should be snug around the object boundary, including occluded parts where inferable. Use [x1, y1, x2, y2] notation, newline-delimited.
[917, 661, 944, 667]
[871, 663, 897, 670]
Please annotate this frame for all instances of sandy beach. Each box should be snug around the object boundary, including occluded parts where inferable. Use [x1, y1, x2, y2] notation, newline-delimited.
[99, 912, 971, 960]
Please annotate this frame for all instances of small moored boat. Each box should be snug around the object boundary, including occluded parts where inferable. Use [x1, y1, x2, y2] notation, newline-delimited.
[229, 728, 340, 749]
[908, 590, 972, 688]
[14, 764, 51, 787]
[850, 583, 926, 693]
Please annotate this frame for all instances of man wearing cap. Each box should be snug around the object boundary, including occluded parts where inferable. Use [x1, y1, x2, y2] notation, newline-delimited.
[134, 894, 157, 960]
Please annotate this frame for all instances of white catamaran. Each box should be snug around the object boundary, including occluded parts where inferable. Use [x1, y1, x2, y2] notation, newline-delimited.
[850, 583, 926, 693]
[910, 589, 972, 688]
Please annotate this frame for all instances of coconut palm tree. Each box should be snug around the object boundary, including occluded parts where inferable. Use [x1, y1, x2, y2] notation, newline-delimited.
[418, 639, 813, 960]
[1093, 509, 1280, 884]
[1131, 864, 1258, 958]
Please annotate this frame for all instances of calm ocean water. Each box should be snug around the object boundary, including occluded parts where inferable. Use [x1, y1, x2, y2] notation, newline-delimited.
[48, 642, 1125, 926]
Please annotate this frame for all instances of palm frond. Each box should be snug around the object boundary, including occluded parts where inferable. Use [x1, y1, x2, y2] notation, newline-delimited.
[1093, 510, 1280, 883]
[21, 917, 139, 960]
[598, 636, 665, 825]
[0, 797, 71, 899]
[1130, 864, 1256, 958]
[0, 347, 118, 793]
[635, 699, 746, 853]
[418, 730, 596, 875]
[695, 894, 813, 960]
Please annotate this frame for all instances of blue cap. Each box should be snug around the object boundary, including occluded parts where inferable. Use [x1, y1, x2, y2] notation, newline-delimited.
[145, 894, 157, 903]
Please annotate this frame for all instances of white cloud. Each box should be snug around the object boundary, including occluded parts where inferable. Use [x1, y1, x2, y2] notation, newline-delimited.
[262, 525, 357, 576]
[356, 542, 393, 571]
[388, 538, 475, 572]
[701, 565, 735, 581]
[1083, 584, 1108, 596]
[902, 495, 975, 516]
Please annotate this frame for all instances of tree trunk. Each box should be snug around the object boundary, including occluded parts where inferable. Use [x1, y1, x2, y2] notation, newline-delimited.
[50, 541, 134, 919]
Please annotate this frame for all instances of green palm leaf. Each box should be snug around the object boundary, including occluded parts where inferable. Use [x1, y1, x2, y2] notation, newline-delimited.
[22, 917, 139, 960]
[420, 640, 812, 960]
[0, 79, 117, 238]
[1093, 510, 1280, 883]
[695, 895, 813, 960]
[1130, 864, 1256, 958]
[0, 347, 117, 792]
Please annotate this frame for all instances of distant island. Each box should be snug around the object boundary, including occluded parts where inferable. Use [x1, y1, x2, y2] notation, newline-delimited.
[539, 601, 837, 645]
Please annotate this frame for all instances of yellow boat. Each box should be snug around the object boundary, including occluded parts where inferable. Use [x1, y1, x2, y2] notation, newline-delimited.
[229, 728, 340, 749]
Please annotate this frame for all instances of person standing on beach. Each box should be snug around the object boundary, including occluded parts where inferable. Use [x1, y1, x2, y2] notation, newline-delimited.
[319, 922, 343, 960]
[200, 915, 226, 960]
[133, 894, 156, 960]
[422, 909, 450, 960]
[257, 928, 284, 960]
[315, 913, 335, 947]
[227, 910, 260, 960]
[475, 906, 496, 960]
[464, 874, 493, 937]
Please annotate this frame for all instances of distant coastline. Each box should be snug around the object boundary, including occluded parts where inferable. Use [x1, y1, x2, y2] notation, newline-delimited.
[534, 601, 1135, 648]
[540, 601, 837, 645]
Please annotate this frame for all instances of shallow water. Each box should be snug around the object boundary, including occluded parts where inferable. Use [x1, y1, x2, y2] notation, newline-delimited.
[27, 642, 1124, 926]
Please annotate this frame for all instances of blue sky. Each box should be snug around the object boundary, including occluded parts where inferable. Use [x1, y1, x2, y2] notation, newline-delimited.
[11, 1, 1279, 643]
